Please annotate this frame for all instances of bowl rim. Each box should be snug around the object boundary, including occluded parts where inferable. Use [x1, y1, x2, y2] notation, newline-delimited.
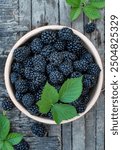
[4, 25, 103, 124]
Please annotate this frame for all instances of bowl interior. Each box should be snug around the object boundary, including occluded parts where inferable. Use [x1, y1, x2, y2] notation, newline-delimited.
[4, 25, 103, 124]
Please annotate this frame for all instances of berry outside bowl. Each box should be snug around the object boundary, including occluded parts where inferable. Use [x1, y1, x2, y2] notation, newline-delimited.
[4, 25, 103, 124]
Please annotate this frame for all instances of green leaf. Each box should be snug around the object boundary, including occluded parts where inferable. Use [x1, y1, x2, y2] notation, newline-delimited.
[59, 77, 83, 103]
[0, 141, 3, 149]
[70, 7, 82, 21]
[66, 0, 81, 7]
[90, 1, 105, 9]
[51, 103, 78, 124]
[83, 5, 101, 20]
[2, 141, 14, 150]
[6, 133, 23, 145]
[0, 115, 10, 140]
[37, 82, 59, 114]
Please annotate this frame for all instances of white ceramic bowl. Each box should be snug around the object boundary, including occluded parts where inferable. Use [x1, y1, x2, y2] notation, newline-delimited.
[4, 25, 103, 124]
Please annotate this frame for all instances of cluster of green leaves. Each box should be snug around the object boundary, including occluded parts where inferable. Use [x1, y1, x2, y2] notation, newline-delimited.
[0, 114, 23, 150]
[37, 77, 83, 124]
[66, 0, 105, 21]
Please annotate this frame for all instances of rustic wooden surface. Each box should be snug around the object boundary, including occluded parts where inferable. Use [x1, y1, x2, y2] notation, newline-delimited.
[0, 0, 105, 150]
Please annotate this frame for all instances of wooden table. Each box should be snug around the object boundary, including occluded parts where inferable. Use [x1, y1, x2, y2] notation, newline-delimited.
[0, 0, 105, 150]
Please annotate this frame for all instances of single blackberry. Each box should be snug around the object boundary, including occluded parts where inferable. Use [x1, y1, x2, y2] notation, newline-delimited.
[33, 72, 47, 88]
[32, 55, 46, 73]
[31, 123, 47, 137]
[34, 90, 42, 102]
[74, 59, 89, 72]
[44, 112, 53, 120]
[10, 72, 20, 84]
[28, 81, 38, 93]
[28, 105, 40, 116]
[62, 51, 77, 61]
[49, 52, 63, 66]
[41, 45, 55, 57]
[14, 46, 31, 62]
[24, 67, 34, 80]
[23, 57, 33, 68]
[11, 62, 23, 73]
[31, 38, 43, 53]
[73, 35, 82, 42]
[15, 91, 24, 102]
[85, 22, 96, 33]
[76, 102, 86, 113]
[54, 40, 65, 51]
[22, 93, 35, 108]
[46, 63, 57, 74]
[67, 40, 84, 54]
[15, 80, 28, 93]
[81, 53, 94, 63]
[49, 71, 64, 85]
[87, 63, 101, 77]
[41, 30, 56, 44]
[83, 74, 97, 88]
[71, 72, 82, 78]
[58, 28, 73, 41]
[2, 97, 14, 111]
[82, 87, 89, 96]
[14, 139, 29, 150]
[59, 62, 73, 76]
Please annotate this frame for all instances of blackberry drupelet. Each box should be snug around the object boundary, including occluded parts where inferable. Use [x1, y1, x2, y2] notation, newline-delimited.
[14, 46, 31, 62]
[49, 71, 64, 85]
[15, 80, 28, 93]
[14, 139, 29, 150]
[46, 63, 57, 74]
[41, 45, 55, 57]
[22, 93, 35, 108]
[54, 40, 65, 51]
[31, 123, 47, 137]
[41, 30, 56, 44]
[10, 72, 20, 84]
[58, 28, 73, 41]
[49, 52, 63, 66]
[87, 63, 101, 77]
[71, 72, 82, 78]
[85, 22, 96, 33]
[59, 61, 73, 76]
[74, 59, 89, 72]
[28, 105, 40, 116]
[31, 38, 43, 53]
[15, 91, 24, 102]
[2, 97, 14, 111]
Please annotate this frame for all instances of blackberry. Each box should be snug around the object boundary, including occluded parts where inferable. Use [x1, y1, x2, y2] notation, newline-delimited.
[41, 45, 55, 57]
[73, 35, 81, 42]
[41, 30, 56, 44]
[46, 63, 57, 74]
[14, 46, 31, 62]
[24, 67, 34, 80]
[58, 28, 73, 41]
[33, 72, 47, 87]
[10, 72, 20, 84]
[15, 91, 24, 102]
[32, 55, 46, 73]
[44, 112, 53, 120]
[34, 90, 42, 102]
[54, 84, 61, 91]
[83, 74, 97, 88]
[28, 105, 40, 116]
[74, 59, 89, 72]
[59, 62, 73, 76]
[2, 97, 14, 111]
[67, 40, 84, 54]
[49, 52, 63, 66]
[49, 71, 64, 85]
[82, 87, 89, 96]
[87, 63, 101, 77]
[81, 53, 94, 63]
[71, 72, 82, 78]
[23, 57, 33, 68]
[54, 40, 65, 51]
[28, 82, 38, 93]
[76, 102, 86, 113]
[31, 123, 47, 137]
[62, 51, 77, 61]
[31, 38, 43, 53]
[11, 62, 22, 73]
[85, 22, 96, 33]
[14, 139, 29, 150]
[15, 80, 28, 93]
[22, 93, 35, 108]
[83, 95, 90, 105]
